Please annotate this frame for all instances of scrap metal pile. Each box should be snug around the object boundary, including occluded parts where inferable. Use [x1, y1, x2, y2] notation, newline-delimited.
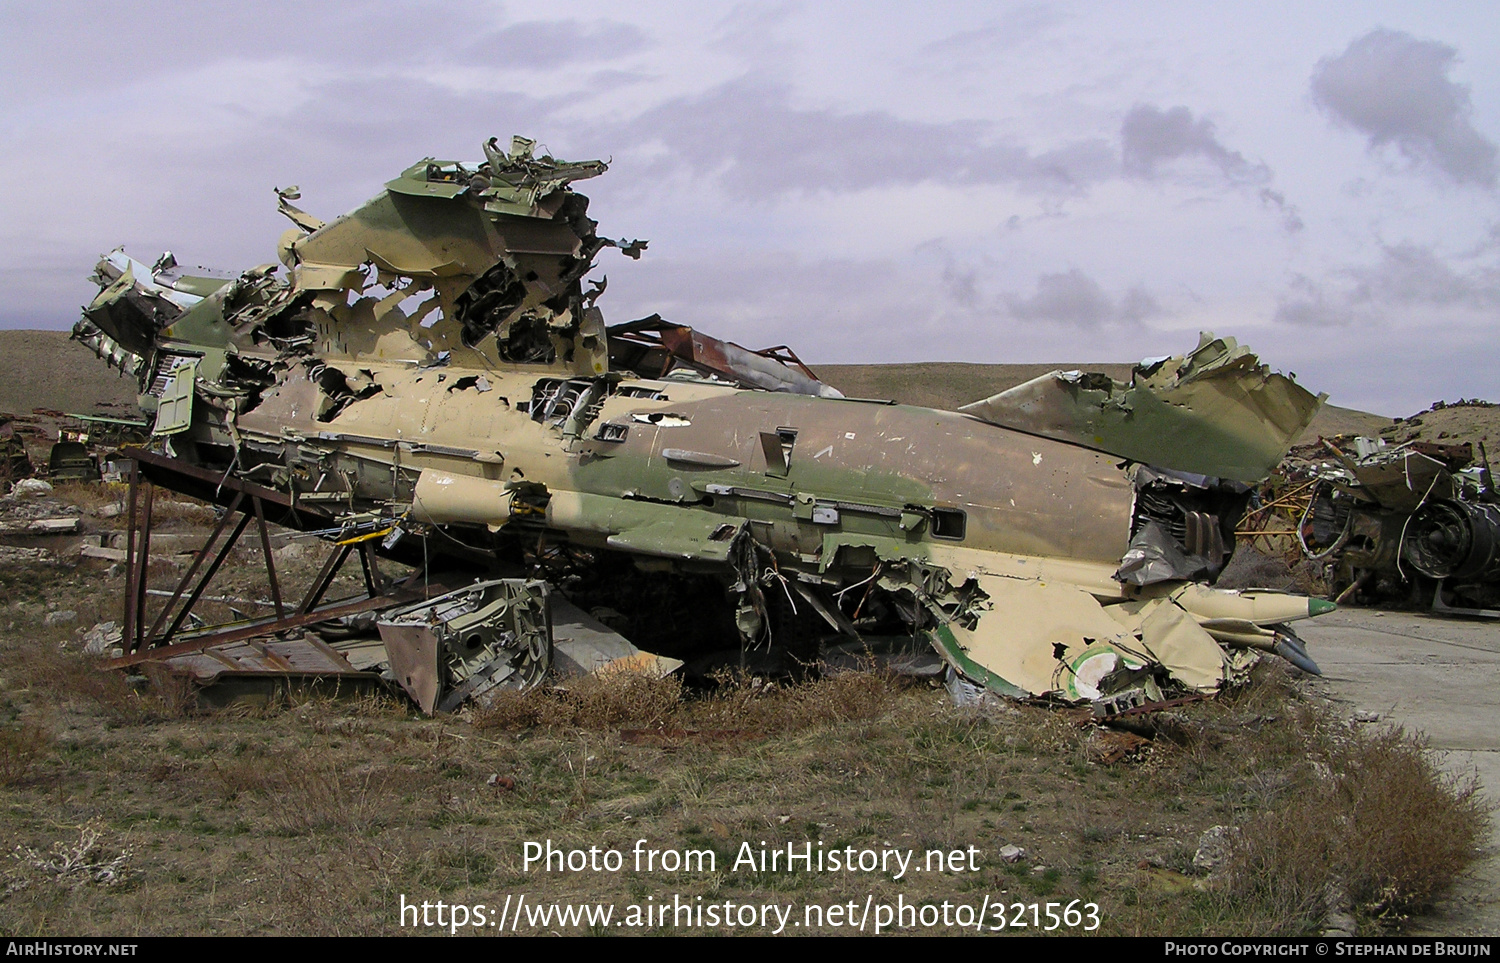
[0, 410, 147, 491]
[1243, 426, 1500, 615]
[71, 136, 1336, 715]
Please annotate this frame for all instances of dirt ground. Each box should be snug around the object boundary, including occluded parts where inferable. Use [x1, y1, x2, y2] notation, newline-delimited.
[0, 331, 138, 418]
[1375, 402, 1500, 457]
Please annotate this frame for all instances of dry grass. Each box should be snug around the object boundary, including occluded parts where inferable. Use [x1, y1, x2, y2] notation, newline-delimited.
[265, 759, 396, 837]
[678, 670, 905, 732]
[45, 481, 125, 517]
[0, 649, 1483, 936]
[474, 667, 905, 734]
[0, 640, 188, 725]
[478, 672, 684, 730]
[40, 481, 212, 529]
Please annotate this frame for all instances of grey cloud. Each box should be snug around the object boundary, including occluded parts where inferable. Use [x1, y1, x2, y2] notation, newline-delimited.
[1118, 286, 1162, 324]
[1004, 269, 1156, 327]
[0, 1, 500, 98]
[1121, 104, 1268, 184]
[1258, 188, 1304, 233]
[1292, 326, 1500, 417]
[1274, 275, 1356, 328]
[46, 75, 576, 275]
[597, 250, 935, 361]
[711, 2, 802, 60]
[1007, 270, 1109, 326]
[922, 4, 1062, 58]
[1, 5, 645, 104]
[587, 68, 654, 89]
[917, 241, 988, 311]
[1274, 241, 1500, 329]
[1274, 299, 1352, 328]
[941, 263, 982, 310]
[1120, 104, 1301, 234]
[1347, 242, 1500, 308]
[456, 19, 648, 68]
[1311, 29, 1498, 187]
[599, 251, 1169, 367]
[598, 81, 1118, 199]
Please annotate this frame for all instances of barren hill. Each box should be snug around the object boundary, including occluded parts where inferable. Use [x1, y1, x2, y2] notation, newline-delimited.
[0, 330, 139, 416]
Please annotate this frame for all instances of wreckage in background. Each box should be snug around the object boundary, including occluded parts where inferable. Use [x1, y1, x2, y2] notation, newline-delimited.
[74, 136, 1331, 714]
[1256, 428, 1500, 615]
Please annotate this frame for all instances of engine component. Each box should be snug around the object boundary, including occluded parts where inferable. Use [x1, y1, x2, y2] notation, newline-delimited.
[1403, 499, 1500, 581]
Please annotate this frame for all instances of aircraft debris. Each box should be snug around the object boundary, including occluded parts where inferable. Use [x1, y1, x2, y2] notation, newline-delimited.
[11, 479, 52, 497]
[1254, 430, 1500, 616]
[74, 136, 1333, 714]
[377, 579, 551, 714]
[0, 417, 34, 489]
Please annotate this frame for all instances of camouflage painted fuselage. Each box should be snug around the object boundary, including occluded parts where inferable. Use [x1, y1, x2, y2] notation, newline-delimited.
[232, 360, 1135, 571]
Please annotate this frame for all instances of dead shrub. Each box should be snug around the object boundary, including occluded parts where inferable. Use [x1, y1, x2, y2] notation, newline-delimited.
[0, 725, 52, 786]
[1333, 730, 1487, 915]
[474, 668, 904, 734]
[7, 817, 134, 892]
[1224, 723, 1488, 929]
[571, 670, 683, 729]
[471, 688, 575, 730]
[681, 669, 904, 733]
[476, 671, 682, 731]
[1217, 543, 1328, 597]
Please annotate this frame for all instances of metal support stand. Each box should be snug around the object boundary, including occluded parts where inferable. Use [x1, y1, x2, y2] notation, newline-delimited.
[1430, 578, 1500, 619]
[107, 449, 448, 671]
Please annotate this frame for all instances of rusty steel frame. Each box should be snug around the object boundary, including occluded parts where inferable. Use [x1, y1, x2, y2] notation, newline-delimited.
[111, 451, 444, 671]
[103, 587, 442, 670]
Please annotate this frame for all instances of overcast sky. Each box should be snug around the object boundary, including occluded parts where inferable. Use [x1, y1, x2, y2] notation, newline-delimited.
[3, 1, 1497, 415]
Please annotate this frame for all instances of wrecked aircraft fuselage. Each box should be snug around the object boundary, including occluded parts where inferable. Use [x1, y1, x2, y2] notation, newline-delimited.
[76, 136, 1332, 713]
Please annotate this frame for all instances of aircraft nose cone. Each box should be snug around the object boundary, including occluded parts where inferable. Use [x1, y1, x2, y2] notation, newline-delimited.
[1308, 598, 1337, 617]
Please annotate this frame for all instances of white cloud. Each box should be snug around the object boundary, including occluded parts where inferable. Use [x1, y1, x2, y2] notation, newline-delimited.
[1311, 28, 1498, 188]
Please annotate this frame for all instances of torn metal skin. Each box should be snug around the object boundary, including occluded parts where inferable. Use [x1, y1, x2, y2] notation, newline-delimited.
[76, 136, 1332, 714]
[960, 335, 1327, 484]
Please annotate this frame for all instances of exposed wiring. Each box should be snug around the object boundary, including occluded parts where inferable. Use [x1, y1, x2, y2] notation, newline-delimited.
[1296, 479, 1351, 561]
[1395, 453, 1445, 581]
